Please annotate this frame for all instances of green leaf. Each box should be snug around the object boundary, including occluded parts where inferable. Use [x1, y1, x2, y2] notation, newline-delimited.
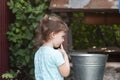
[25, 56, 30, 63]
[12, 8, 18, 13]
[2, 73, 14, 79]
[7, 0, 14, 9]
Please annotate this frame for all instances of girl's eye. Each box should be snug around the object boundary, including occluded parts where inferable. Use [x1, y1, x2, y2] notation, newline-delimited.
[62, 36, 65, 38]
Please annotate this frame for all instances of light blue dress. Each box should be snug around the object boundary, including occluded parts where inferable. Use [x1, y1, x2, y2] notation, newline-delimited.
[34, 46, 65, 80]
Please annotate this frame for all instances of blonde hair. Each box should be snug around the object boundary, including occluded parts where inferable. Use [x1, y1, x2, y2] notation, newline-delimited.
[34, 14, 68, 49]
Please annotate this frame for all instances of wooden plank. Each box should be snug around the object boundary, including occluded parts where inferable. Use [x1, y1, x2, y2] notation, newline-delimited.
[84, 13, 120, 25]
[84, 13, 106, 25]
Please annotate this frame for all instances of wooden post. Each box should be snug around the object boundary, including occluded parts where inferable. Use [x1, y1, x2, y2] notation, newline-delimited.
[0, 0, 12, 79]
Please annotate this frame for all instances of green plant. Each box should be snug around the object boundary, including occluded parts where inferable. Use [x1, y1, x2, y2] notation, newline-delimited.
[70, 13, 120, 50]
[2, 73, 14, 80]
[5, 0, 49, 79]
[1, 70, 20, 80]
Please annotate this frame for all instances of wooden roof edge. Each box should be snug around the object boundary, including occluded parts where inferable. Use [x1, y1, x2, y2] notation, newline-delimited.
[49, 7, 119, 13]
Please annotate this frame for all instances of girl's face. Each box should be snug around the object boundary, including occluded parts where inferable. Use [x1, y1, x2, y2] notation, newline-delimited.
[52, 31, 66, 48]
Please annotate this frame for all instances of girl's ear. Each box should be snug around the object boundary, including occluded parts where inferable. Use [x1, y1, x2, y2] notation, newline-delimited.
[50, 32, 55, 39]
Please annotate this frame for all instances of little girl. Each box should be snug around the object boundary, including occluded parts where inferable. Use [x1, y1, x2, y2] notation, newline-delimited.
[34, 14, 70, 80]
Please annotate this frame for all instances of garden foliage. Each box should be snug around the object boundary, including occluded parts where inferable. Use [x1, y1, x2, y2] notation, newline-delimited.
[3, 0, 120, 80]
[5, 0, 48, 79]
[70, 13, 120, 50]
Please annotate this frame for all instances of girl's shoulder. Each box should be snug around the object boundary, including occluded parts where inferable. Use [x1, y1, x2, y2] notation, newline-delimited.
[40, 46, 56, 53]
[36, 46, 62, 55]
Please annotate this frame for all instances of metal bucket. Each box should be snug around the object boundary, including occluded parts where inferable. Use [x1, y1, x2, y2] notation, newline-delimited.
[70, 52, 108, 80]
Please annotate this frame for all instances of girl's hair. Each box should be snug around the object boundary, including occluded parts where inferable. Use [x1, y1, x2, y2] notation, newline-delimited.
[34, 14, 68, 48]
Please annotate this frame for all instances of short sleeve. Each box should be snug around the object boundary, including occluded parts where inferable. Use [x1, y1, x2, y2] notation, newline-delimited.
[51, 50, 65, 67]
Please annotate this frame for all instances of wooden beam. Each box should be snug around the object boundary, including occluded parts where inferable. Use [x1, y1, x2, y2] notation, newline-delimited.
[84, 13, 120, 25]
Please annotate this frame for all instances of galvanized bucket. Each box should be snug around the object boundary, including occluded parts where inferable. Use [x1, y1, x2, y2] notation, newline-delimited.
[70, 52, 108, 80]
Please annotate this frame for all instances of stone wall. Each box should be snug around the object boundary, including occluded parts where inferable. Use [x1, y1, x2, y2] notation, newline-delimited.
[104, 62, 120, 80]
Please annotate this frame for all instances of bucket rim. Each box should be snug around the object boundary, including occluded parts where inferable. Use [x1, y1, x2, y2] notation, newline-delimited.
[70, 53, 108, 57]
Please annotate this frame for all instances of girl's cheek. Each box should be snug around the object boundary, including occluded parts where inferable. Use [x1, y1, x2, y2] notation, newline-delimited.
[62, 38, 64, 42]
[63, 39, 64, 42]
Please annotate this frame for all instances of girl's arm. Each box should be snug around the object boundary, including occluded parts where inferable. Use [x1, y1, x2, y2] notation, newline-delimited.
[58, 44, 70, 77]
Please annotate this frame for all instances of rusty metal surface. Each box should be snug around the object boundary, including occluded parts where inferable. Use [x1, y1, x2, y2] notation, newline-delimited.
[79, 0, 118, 9]
[50, 0, 68, 8]
[50, 0, 119, 11]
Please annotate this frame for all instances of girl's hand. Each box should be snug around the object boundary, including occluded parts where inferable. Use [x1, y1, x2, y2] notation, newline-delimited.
[58, 44, 70, 77]
[58, 44, 66, 55]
